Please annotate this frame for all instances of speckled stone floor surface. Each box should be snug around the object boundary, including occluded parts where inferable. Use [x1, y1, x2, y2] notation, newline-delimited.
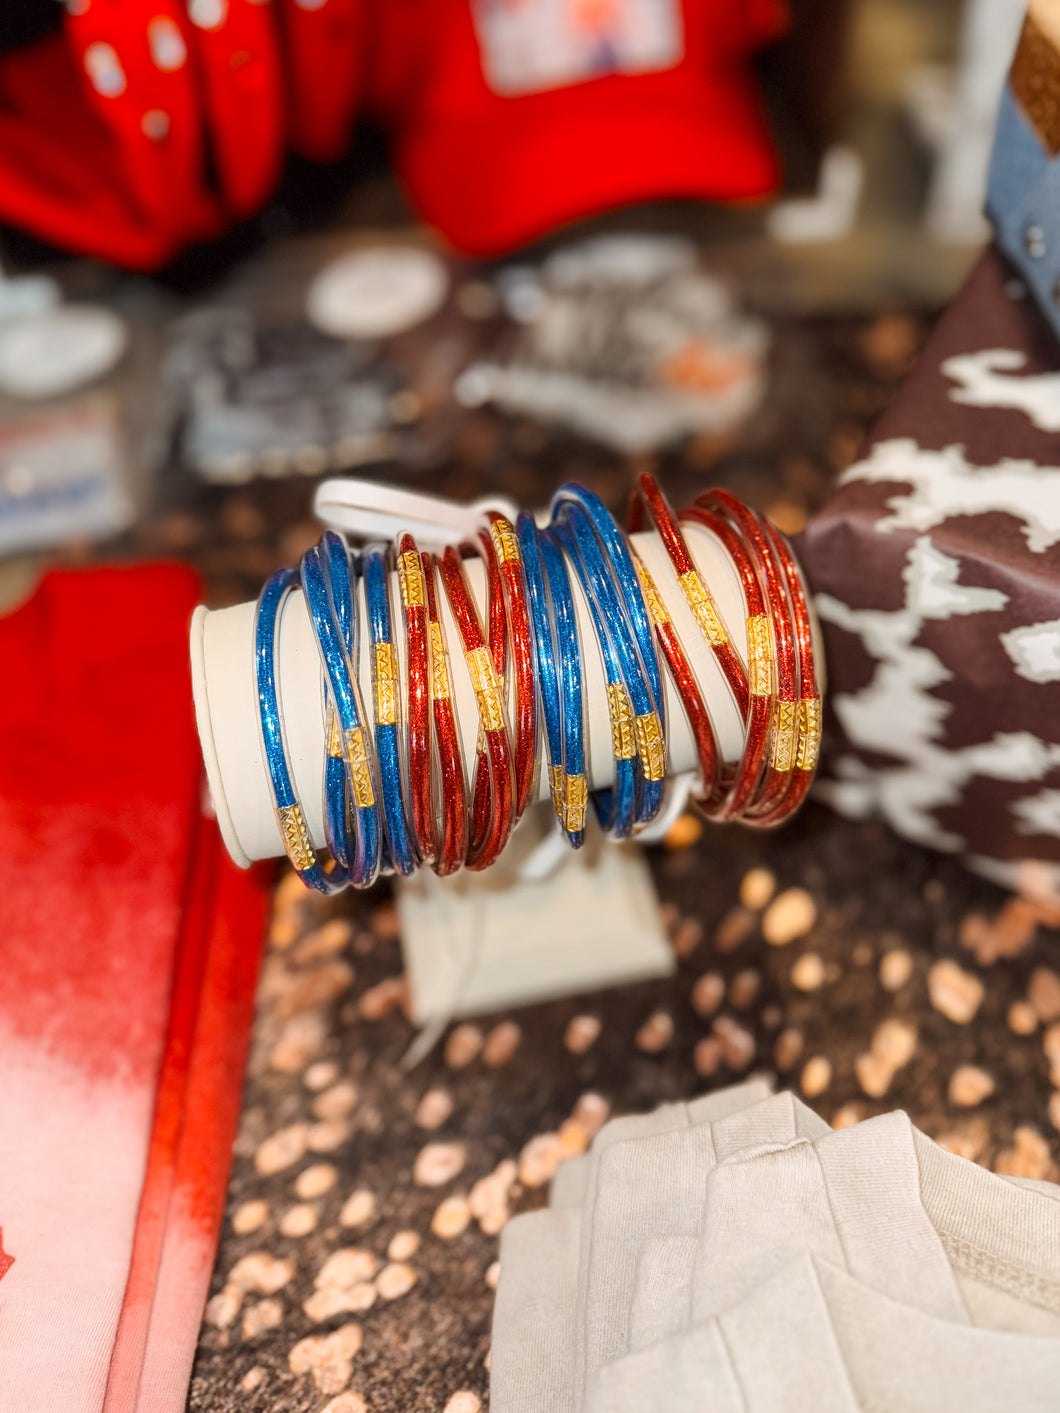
[132, 302, 1060, 1413]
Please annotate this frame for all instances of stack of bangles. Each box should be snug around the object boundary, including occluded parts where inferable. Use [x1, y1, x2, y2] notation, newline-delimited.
[254, 474, 822, 892]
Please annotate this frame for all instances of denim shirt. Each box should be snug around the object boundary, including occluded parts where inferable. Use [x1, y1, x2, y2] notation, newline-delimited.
[987, 41, 1060, 344]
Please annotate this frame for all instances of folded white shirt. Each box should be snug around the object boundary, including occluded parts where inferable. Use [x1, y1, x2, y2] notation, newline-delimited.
[690, 1111, 1060, 1336]
[492, 1085, 1060, 1413]
[578, 1091, 830, 1396]
[550, 1079, 772, 1211]
[490, 1206, 581, 1413]
[587, 1250, 1060, 1413]
[493, 1081, 775, 1413]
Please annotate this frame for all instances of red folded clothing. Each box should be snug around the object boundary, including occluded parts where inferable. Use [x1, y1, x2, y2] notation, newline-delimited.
[0, 0, 289, 268]
[279, 0, 370, 163]
[0, 565, 269, 1413]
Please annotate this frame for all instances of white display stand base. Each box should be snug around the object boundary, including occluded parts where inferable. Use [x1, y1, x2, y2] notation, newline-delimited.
[396, 804, 673, 1024]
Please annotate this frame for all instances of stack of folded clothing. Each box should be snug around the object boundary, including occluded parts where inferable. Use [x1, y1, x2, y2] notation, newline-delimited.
[0, 565, 269, 1413]
[491, 1082, 1060, 1412]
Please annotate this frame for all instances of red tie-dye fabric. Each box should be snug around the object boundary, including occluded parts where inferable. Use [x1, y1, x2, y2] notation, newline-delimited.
[0, 565, 268, 1413]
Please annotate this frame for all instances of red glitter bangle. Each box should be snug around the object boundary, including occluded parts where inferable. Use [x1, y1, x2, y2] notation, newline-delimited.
[752, 522, 822, 826]
[396, 533, 434, 864]
[462, 528, 509, 860]
[485, 511, 538, 821]
[632, 550, 721, 803]
[679, 506, 773, 821]
[423, 552, 468, 875]
[630, 473, 750, 720]
[699, 489, 799, 824]
[438, 544, 515, 872]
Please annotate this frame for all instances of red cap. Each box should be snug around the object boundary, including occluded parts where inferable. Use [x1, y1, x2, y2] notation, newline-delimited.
[369, 0, 788, 256]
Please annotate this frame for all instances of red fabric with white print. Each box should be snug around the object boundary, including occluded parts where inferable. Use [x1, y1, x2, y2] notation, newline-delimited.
[0, 565, 269, 1413]
[0, 0, 366, 268]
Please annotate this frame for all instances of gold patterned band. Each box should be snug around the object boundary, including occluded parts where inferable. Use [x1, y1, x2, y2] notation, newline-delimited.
[633, 555, 670, 627]
[678, 570, 729, 648]
[277, 803, 315, 873]
[344, 726, 376, 808]
[374, 642, 398, 726]
[429, 621, 451, 701]
[326, 703, 343, 760]
[563, 773, 588, 833]
[466, 645, 505, 732]
[634, 711, 666, 782]
[488, 518, 521, 567]
[747, 615, 774, 697]
[770, 699, 799, 772]
[549, 763, 564, 814]
[397, 551, 426, 609]
[796, 698, 822, 772]
[607, 681, 637, 760]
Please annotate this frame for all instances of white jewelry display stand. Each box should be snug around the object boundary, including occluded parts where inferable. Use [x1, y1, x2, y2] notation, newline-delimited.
[191, 497, 751, 1021]
[397, 806, 672, 1023]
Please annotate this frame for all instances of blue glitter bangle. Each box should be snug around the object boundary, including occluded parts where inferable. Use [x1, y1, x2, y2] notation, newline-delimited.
[255, 565, 345, 893]
[319, 531, 355, 875]
[362, 545, 418, 877]
[552, 483, 665, 730]
[551, 517, 640, 840]
[556, 498, 665, 825]
[300, 542, 382, 888]
[517, 512, 565, 833]
[539, 526, 589, 847]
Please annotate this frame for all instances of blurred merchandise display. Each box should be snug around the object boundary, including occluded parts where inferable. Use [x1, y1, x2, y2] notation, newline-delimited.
[155, 234, 773, 489]
[904, 0, 1025, 244]
[306, 246, 450, 341]
[0, 398, 133, 557]
[458, 235, 769, 452]
[157, 299, 459, 484]
[0, 303, 128, 400]
[154, 244, 496, 486]
[158, 307, 415, 484]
